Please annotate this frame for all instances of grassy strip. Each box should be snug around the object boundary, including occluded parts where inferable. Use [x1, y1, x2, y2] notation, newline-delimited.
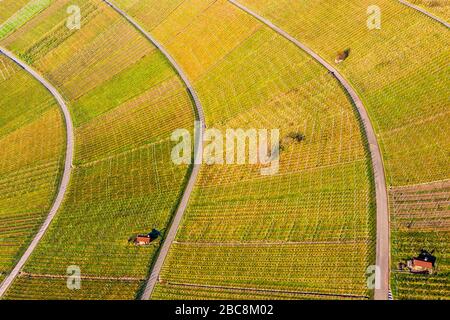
[0, 0, 52, 41]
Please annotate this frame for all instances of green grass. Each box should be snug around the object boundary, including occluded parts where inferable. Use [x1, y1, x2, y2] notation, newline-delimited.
[70, 51, 174, 127]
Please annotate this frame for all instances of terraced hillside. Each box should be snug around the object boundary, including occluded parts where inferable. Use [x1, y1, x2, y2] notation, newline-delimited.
[0, 0, 196, 299]
[0, 55, 64, 286]
[236, 0, 450, 299]
[115, 0, 376, 299]
[0, 0, 447, 301]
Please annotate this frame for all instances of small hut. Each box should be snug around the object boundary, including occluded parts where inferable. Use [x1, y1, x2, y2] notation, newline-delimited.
[135, 235, 152, 246]
[399, 249, 436, 274]
[335, 49, 351, 64]
[132, 229, 162, 246]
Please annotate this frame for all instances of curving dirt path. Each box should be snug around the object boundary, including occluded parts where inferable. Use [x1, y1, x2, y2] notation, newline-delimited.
[398, 0, 450, 28]
[228, 0, 390, 300]
[102, 0, 206, 300]
[0, 46, 74, 298]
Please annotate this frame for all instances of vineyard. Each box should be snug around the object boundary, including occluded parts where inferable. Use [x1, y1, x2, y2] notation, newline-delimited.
[0, 56, 64, 288]
[0, 0, 448, 300]
[240, 0, 449, 186]
[114, 0, 375, 299]
[0, 0, 195, 299]
[234, 0, 450, 299]
[5, 276, 143, 300]
[390, 181, 450, 299]
[407, 0, 450, 21]
[152, 283, 361, 300]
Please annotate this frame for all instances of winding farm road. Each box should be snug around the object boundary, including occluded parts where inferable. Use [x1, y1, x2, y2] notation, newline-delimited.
[102, 0, 206, 300]
[398, 0, 450, 28]
[0, 46, 74, 298]
[228, 0, 390, 300]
